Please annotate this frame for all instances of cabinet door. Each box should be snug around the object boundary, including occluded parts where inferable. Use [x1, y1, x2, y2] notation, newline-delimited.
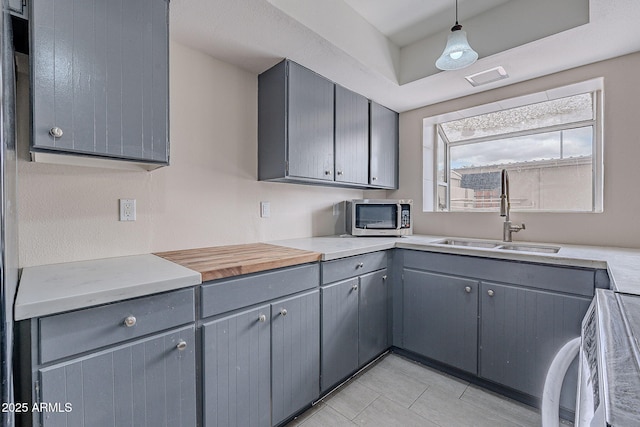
[38, 326, 196, 427]
[287, 61, 334, 181]
[202, 306, 271, 427]
[8, 0, 26, 18]
[31, 0, 169, 163]
[359, 269, 389, 365]
[320, 278, 359, 392]
[369, 101, 398, 188]
[403, 269, 478, 374]
[335, 85, 369, 185]
[271, 290, 320, 425]
[479, 282, 591, 411]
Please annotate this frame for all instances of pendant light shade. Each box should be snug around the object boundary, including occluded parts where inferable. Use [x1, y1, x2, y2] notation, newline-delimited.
[435, 1, 478, 71]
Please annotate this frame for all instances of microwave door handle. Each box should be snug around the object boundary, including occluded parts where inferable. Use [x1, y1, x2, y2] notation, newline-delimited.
[396, 204, 402, 229]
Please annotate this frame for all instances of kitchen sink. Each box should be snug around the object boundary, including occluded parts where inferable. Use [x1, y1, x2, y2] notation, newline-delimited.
[434, 239, 501, 249]
[497, 244, 560, 254]
[434, 238, 561, 254]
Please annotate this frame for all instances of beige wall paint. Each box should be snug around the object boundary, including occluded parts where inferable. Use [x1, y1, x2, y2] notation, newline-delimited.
[392, 52, 640, 249]
[17, 42, 367, 267]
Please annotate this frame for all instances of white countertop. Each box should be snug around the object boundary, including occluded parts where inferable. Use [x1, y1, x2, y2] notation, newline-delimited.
[15, 254, 202, 320]
[270, 234, 640, 295]
[15, 235, 640, 320]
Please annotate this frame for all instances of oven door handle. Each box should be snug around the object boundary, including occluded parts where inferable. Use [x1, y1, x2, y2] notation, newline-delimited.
[541, 337, 580, 427]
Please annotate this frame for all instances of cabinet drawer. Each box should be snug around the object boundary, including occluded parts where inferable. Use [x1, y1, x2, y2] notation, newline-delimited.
[39, 288, 195, 364]
[403, 250, 596, 297]
[322, 251, 387, 285]
[200, 263, 319, 318]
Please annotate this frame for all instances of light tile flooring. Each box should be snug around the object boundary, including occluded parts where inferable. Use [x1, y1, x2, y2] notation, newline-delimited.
[286, 353, 568, 427]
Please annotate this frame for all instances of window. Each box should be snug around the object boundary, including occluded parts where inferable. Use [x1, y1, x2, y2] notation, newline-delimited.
[426, 80, 603, 213]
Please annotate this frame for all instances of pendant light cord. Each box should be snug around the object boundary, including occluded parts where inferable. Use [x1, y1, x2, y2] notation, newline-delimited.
[455, 0, 459, 25]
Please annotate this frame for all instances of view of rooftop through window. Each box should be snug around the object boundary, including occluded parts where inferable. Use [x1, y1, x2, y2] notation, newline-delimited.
[435, 92, 600, 213]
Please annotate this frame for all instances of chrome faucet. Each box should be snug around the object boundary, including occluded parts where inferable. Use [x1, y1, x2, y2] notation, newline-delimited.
[500, 169, 525, 242]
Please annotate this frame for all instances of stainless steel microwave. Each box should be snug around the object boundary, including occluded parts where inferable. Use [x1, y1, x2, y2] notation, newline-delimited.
[346, 199, 413, 236]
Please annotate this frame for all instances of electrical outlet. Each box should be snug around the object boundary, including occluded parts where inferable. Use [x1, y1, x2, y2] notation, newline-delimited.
[119, 199, 136, 221]
[260, 201, 271, 218]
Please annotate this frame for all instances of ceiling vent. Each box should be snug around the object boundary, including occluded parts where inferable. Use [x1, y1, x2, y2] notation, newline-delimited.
[465, 66, 508, 87]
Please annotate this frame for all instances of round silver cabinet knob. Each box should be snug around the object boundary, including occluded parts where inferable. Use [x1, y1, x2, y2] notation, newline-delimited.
[49, 127, 63, 138]
[123, 316, 137, 327]
[372, 177, 377, 181]
[280, 308, 288, 316]
[324, 170, 332, 175]
[352, 284, 359, 291]
[356, 262, 364, 269]
[465, 286, 472, 293]
[382, 275, 387, 281]
[258, 314, 267, 323]
[176, 340, 187, 351]
[337, 171, 343, 176]
[487, 289, 495, 297]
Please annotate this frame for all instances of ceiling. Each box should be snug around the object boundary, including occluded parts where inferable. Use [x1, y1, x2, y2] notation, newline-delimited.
[170, 0, 640, 113]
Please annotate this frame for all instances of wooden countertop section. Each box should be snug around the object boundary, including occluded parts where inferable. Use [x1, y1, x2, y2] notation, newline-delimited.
[154, 243, 322, 282]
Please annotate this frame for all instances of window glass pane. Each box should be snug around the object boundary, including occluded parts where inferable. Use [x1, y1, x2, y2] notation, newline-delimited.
[437, 132, 446, 183]
[441, 93, 593, 142]
[449, 126, 593, 212]
[437, 185, 448, 211]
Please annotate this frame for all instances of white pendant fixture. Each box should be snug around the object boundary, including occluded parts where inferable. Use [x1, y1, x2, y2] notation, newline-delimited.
[435, 0, 478, 71]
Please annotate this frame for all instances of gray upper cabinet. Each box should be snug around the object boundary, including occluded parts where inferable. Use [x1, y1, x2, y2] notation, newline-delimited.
[258, 59, 398, 189]
[402, 269, 478, 374]
[30, 0, 169, 167]
[335, 85, 369, 185]
[258, 60, 334, 182]
[370, 101, 398, 189]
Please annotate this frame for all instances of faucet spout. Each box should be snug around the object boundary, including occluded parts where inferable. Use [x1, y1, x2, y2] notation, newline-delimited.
[499, 169, 525, 242]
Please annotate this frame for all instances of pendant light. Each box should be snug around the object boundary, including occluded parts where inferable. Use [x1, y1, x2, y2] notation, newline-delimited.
[435, 0, 478, 71]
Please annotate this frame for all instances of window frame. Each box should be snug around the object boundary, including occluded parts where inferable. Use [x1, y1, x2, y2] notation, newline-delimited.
[423, 80, 604, 213]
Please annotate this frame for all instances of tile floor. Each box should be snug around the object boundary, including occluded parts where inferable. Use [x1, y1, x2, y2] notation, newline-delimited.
[286, 353, 569, 427]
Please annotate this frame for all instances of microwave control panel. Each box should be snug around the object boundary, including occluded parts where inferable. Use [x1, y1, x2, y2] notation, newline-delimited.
[401, 205, 411, 228]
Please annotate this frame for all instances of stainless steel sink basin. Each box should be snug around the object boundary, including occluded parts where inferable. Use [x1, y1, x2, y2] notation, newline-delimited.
[434, 238, 561, 254]
[434, 239, 500, 249]
[498, 244, 560, 254]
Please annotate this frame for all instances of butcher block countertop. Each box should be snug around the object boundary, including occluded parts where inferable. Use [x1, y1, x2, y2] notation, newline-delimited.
[154, 243, 322, 282]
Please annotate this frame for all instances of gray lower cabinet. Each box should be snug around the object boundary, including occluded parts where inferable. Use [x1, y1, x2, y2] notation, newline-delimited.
[320, 252, 390, 392]
[30, 0, 169, 166]
[398, 249, 603, 413]
[479, 281, 591, 411]
[402, 269, 478, 374]
[320, 278, 359, 391]
[38, 325, 196, 427]
[358, 269, 389, 365]
[271, 290, 320, 426]
[369, 101, 398, 189]
[202, 306, 271, 427]
[200, 264, 320, 427]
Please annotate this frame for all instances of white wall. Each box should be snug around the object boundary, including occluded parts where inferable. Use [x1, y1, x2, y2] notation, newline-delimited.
[392, 52, 640, 249]
[17, 41, 367, 267]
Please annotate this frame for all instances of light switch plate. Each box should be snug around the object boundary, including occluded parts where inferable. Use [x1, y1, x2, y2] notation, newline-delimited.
[260, 201, 270, 218]
[119, 199, 136, 221]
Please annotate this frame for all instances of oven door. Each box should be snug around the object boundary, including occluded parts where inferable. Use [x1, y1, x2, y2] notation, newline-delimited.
[575, 300, 606, 427]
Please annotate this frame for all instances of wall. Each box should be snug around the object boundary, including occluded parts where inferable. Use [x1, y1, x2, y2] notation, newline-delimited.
[392, 52, 640, 249]
[17, 41, 367, 267]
